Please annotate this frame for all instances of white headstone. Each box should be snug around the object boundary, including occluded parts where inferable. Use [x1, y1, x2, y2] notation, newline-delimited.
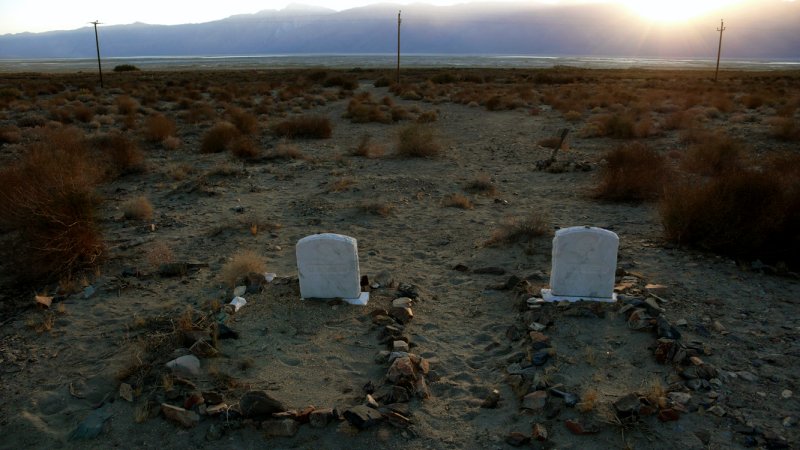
[541, 226, 618, 302]
[296, 233, 369, 305]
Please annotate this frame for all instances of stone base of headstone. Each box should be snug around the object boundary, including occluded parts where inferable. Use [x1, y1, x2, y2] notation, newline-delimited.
[540, 289, 617, 303]
[302, 292, 370, 306]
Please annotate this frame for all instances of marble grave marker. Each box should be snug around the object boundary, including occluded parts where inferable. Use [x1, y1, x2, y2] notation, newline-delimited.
[541, 226, 618, 302]
[296, 233, 369, 305]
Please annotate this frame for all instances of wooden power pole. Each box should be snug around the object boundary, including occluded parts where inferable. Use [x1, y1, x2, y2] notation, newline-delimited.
[396, 10, 401, 84]
[90, 20, 104, 88]
[714, 19, 725, 83]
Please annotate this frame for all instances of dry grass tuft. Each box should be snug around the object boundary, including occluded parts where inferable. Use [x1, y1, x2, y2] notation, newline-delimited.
[145, 241, 174, 268]
[265, 143, 310, 161]
[0, 127, 103, 280]
[396, 124, 443, 158]
[351, 135, 385, 158]
[577, 389, 598, 413]
[593, 142, 670, 202]
[230, 136, 260, 159]
[116, 95, 139, 115]
[272, 115, 332, 139]
[465, 174, 497, 196]
[360, 201, 396, 217]
[329, 177, 355, 193]
[121, 196, 154, 221]
[220, 250, 267, 287]
[227, 106, 259, 134]
[92, 132, 146, 177]
[143, 113, 176, 142]
[443, 193, 474, 209]
[201, 121, 240, 153]
[680, 131, 742, 175]
[485, 213, 550, 246]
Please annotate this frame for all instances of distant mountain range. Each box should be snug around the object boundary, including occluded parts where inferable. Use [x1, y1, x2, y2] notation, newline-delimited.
[1, 2, 798, 59]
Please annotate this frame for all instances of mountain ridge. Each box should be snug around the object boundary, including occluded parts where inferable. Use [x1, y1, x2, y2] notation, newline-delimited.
[1, 2, 798, 59]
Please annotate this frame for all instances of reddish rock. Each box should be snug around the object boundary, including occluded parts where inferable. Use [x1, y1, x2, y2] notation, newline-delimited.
[565, 419, 600, 435]
[658, 408, 681, 422]
[505, 432, 530, 446]
[529, 331, 551, 350]
[161, 403, 199, 428]
[532, 423, 548, 441]
[522, 390, 547, 411]
[386, 356, 417, 383]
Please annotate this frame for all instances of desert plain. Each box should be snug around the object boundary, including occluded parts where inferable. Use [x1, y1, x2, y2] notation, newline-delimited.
[0, 67, 798, 449]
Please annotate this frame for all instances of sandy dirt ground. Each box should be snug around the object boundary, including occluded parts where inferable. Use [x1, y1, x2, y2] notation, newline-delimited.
[0, 69, 798, 449]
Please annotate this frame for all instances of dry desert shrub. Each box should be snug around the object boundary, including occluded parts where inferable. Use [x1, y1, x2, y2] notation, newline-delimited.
[184, 101, 216, 124]
[73, 104, 95, 123]
[92, 132, 146, 177]
[201, 121, 240, 153]
[396, 124, 443, 158]
[0, 127, 103, 280]
[116, 95, 139, 115]
[563, 110, 583, 122]
[768, 117, 800, 141]
[443, 193, 473, 209]
[229, 136, 260, 159]
[162, 136, 181, 150]
[226, 106, 259, 134]
[660, 168, 799, 266]
[143, 113, 176, 142]
[273, 115, 333, 139]
[465, 174, 496, 196]
[323, 75, 358, 90]
[329, 177, 355, 193]
[0, 125, 21, 144]
[346, 97, 392, 124]
[360, 201, 395, 217]
[593, 143, 670, 202]
[145, 241, 174, 268]
[485, 213, 550, 246]
[416, 110, 438, 123]
[680, 131, 742, 175]
[264, 142, 310, 161]
[220, 250, 267, 287]
[121, 196, 154, 221]
[351, 135, 385, 158]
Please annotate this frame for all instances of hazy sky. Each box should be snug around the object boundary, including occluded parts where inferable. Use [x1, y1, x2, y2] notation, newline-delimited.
[0, 0, 782, 34]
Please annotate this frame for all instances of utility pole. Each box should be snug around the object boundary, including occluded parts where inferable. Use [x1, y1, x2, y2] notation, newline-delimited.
[396, 10, 401, 84]
[714, 19, 725, 83]
[90, 20, 103, 88]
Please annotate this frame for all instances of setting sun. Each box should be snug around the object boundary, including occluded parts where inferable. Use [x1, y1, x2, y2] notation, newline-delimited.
[619, 0, 744, 22]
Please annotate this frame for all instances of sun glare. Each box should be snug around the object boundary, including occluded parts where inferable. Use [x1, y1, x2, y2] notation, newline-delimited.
[619, 0, 742, 22]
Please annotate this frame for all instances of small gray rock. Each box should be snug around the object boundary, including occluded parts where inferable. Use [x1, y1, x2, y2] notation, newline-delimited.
[239, 391, 287, 418]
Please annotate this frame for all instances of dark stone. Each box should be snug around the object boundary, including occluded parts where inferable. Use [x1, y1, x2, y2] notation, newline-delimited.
[481, 389, 501, 408]
[216, 322, 239, 340]
[239, 391, 287, 419]
[505, 325, 522, 341]
[360, 275, 370, 288]
[473, 266, 506, 275]
[657, 316, 681, 340]
[453, 264, 469, 272]
[654, 339, 676, 364]
[613, 393, 642, 418]
[504, 275, 522, 290]
[529, 332, 550, 350]
[505, 432, 530, 446]
[397, 284, 419, 300]
[532, 350, 550, 366]
[549, 388, 578, 407]
[309, 408, 334, 428]
[203, 391, 224, 405]
[343, 405, 383, 429]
